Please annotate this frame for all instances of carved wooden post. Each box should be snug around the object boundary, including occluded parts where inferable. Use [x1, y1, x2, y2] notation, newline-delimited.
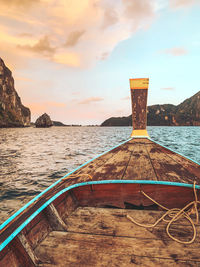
[129, 78, 149, 137]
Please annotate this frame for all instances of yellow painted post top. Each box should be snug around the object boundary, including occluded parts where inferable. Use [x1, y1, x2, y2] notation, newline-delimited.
[130, 78, 149, 90]
[130, 129, 149, 138]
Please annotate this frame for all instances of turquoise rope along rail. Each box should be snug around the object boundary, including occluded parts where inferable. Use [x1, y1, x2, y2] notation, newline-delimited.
[0, 179, 200, 252]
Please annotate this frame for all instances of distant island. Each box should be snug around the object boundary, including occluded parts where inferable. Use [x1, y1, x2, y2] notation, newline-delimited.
[101, 91, 200, 126]
[31, 120, 82, 127]
[52, 121, 82, 127]
[53, 121, 67, 126]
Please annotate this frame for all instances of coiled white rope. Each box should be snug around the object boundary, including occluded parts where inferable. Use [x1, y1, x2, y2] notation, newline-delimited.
[127, 181, 199, 244]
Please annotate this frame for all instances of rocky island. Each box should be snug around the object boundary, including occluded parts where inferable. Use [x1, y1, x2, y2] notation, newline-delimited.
[35, 113, 53, 128]
[0, 58, 30, 127]
[101, 91, 200, 126]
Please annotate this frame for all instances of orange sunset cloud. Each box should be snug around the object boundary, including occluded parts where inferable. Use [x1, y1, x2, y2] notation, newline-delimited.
[0, 0, 157, 69]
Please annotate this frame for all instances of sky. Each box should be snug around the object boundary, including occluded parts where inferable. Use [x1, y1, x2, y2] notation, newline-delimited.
[0, 0, 200, 125]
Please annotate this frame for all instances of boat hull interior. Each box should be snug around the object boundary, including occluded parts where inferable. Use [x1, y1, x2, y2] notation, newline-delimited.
[1, 181, 200, 266]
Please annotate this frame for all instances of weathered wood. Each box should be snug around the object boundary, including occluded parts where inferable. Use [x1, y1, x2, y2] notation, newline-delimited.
[34, 207, 200, 266]
[140, 184, 200, 208]
[18, 232, 39, 265]
[154, 143, 200, 180]
[130, 78, 149, 131]
[9, 236, 35, 267]
[65, 207, 199, 241]
[55, 192, 78, 222]
[72, 183, 200, 210]
[43, 204, 67, 231]
[0, 249, 19, 267]
[146, 143, 200, 183]
[38, 256, 199, 267]
[22, 212, 52, 250]
[123, 144, 156, 180]
[90, 145, 133, 180]
[0, 246, 20, 267]
[131, 88, 148, 130]
[35, 212, 200, 267]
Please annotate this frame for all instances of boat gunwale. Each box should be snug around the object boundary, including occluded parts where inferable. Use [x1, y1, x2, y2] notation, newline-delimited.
[1, 179, 200, 252]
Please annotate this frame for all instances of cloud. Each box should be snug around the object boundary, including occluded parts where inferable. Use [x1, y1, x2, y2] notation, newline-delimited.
[169, 0, 198, 9]
[0, 0, 39, 7]
[78, 97, 104, 105]
[18, 33, 33, 37]
[160, 47, 188, 56]
[101, 8, 118, 29]
[65, 30, 85, 47]
[161, 87, 175, 90]
[0, 0, 159, 68]
[123, 0, 156, 30]
[17, 36, 56, 57]
[53, 52, 81, 67]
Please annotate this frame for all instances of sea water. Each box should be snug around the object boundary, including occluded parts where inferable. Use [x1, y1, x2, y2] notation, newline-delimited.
[0, 126, 199, 224]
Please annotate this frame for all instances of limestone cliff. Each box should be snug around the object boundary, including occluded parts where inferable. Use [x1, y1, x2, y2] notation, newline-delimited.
[101, 91, 200, 126]
[0, 58, 31, 127]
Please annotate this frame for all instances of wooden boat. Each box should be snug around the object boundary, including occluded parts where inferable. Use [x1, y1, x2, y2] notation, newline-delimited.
[0, 78, 200, 266]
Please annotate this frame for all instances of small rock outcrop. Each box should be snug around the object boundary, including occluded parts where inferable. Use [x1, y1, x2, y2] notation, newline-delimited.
[35, 113, 53, 128]
[0, 58, 31, 127]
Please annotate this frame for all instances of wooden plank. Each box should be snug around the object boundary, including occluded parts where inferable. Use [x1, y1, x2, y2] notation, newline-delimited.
[72, 183, 198, 209]
[128, 138, 153, 144]
[9, 236, 35, 267]
[141, 184, 200, 208]
[0, 249, 19, 267]
[154, 144, 200, 182]
[35, 230, 200, 266]
[38, 256, 198, 267]
[65, 207, 199, 242]
[146, 143, 198, 183]
[72, 184, 142, 208]
[18, 232, 39, 265]
[55, 192, 78, 222]
[22, 212, 51, 250]
[123, 144, 156, 180]
[43, 204, 67, 231]
[89, 145, 133, 180]
[0, 245, 20, 267]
